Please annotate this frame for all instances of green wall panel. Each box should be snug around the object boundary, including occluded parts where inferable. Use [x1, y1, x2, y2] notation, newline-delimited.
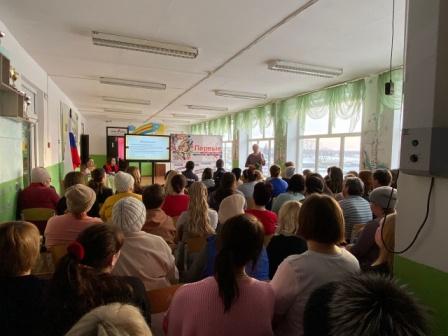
[90, 154, 107, 170]
[395, 256, 448, 335]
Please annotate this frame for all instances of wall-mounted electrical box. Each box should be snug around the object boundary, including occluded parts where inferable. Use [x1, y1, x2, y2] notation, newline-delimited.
[400, 0, 448, 177]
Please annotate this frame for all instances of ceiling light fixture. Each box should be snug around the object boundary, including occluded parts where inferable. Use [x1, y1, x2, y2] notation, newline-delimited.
[186, 104, 228, 112]
[99, 77, 166, 90]
[172, 113, 207, 119]
[92, 31, 198, 59]
[268, 60, 343, 78]
[103, 108, 143, 115]
[103, 96, 151, 106]
[214, 90, 267, 100]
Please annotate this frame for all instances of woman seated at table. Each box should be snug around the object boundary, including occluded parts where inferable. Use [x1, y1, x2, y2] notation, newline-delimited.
[103, 157, 119, 175]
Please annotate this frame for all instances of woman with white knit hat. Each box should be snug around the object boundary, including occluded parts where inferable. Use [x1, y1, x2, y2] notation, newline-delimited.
[45, 184, 102, 247]
[100, 172, 142, 222]
[111, 196, 178, 291]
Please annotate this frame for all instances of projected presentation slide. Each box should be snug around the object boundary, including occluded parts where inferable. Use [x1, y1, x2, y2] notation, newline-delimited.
[125, 135, 170, 161]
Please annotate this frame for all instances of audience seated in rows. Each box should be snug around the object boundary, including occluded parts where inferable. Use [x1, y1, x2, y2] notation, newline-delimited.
[19, 167, 60, 233]
[338, 177, 373, 242]
[268, 164, 288, 197]
[201, 167, 215, 190]
[165, 214, 274, 336]
[267, 201, 307, 279]
[88, 168, 114, 218]
[103, 157, 119, 175]
[0, 221, 46, 336]
[213, 159, 226, 187]
[272, 174, 305, 213]
[182, 161, 199, 188]
[245, 182, 277, 235]
[46, 224, 150, 335]
[164, 170, 179, 196]
[100, 172, 142, 222]
[162, 174, 190, 218]
[66, 303, 152, 336]
[142, 184, 176, 250]
[111, 197, 178, 290]
[348, 186, 397, 270]
[271, 194, 360, 336]
[373, 168, 393, 188]
[304, 173, 325, 197]
[45, 184, 102, 248]
[209, 172, 242, 211]
[303, 273, 428, 336]
[282, 161, 295, 185]
[126, 166, 144, 195]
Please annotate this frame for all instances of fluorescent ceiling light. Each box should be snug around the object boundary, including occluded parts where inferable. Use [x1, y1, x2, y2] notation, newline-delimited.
[268, 60, 343, 78]
[104, 108, 143, 115]
[103, 96, 151, 106]
[214, 90, 267, 100]
[172, 113, 207, 119]
[99, 77, 166, 90]
[187, 104, 228, 112]
[92, 31, 198, 59]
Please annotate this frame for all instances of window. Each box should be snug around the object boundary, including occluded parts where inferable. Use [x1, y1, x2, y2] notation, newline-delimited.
[248, 120, 275, 175]
[298, 107, 362, 175]
[222, 119, 234, 170]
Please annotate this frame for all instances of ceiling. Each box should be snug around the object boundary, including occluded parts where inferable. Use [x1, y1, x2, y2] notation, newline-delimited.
[0, 0, 406, 125]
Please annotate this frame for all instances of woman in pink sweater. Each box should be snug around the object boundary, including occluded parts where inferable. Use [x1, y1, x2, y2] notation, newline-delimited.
[165, 214, 274, 336]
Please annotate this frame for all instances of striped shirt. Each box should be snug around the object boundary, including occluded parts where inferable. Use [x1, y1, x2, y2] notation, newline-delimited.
[339, 196, 372, 241]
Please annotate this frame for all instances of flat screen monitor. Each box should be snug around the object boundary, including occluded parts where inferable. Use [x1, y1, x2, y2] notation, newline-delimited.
[125, 134, 171, 162]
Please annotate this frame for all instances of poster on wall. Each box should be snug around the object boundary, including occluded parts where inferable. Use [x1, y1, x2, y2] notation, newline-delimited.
[171, 134, 222, 175]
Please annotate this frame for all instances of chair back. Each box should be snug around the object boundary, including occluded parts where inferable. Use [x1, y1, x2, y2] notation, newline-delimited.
[146, 284, 183, 314]
[185, 236, 207, 254]
[49, 244, 69, 267]
[21, 208, 55, 222]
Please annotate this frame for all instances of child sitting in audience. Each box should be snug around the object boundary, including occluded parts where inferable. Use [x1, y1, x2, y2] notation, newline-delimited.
[237, 168, 258, 207]
[182, 160, 199, 188]
[267, 201, 307, 279]
[370, 213, 396, 275]
[164, 170, 179, 195]
[245, 182, 277, 235]
[100, 172, 142, 222]
[358, 170, 374, 200]
[162, 174, 190, 218]
[372, 168, 393, 188]
[304, 173, 325, 196]
[142, 184, 176, 250]
[213, 159, 226, 186]
[164, 214, 274, 336]
[271, 194, 360, 336]
[46, 224, 150, 335]
[268, 164, 288, 197]
[112, 197, 178, 290]
[303, 273, 429, 336]
[0, 221, 46, 336]
[272, 174, 305, 213]
[87, 168, 113, 217]
[326, 166, 343, 195]
[232, 167, 243, 186]
[45, 184, 102, 248]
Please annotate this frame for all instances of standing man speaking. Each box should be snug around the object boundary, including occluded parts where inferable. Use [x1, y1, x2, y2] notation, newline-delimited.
[245, 144, 266, 170]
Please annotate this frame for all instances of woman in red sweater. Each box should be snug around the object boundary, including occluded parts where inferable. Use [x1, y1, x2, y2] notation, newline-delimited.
[103, 157, 119, 175]
[162, 174, 190, 218]
[245, 182, 277, 235]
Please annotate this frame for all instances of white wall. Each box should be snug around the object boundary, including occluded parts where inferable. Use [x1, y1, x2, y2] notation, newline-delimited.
[0, 19, 82, 175]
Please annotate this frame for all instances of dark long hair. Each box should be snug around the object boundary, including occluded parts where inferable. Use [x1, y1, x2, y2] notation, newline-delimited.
[214, 172, 236, 206]
[47, 224, 132, 335]
[214, 214, 264, 312]
[88, 168, 106, 194]
[327, 166, 343, 194]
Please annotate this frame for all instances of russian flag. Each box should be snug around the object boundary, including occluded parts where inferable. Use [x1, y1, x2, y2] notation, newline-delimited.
[69, 132, 81, 169]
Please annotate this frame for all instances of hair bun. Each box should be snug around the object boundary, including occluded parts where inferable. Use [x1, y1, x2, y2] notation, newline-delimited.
[67, 241, 85, 261]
